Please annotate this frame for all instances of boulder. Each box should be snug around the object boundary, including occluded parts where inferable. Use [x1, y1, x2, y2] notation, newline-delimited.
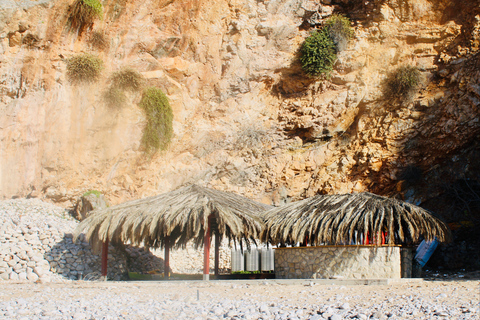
[73, 193, 109, 221]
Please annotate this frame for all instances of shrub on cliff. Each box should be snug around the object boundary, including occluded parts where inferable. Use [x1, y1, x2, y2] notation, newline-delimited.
[139, 87, 173, 153]
[109, 68, 145, 92]
[384, 66, 421, 100]
[88, 30, 109, 51]
[66, 53, 103, 84]
[103, 86, 127, 108]
[324, 14, 354, 52]
[67, 0, 103, 34]
[300, 29, 337, 77]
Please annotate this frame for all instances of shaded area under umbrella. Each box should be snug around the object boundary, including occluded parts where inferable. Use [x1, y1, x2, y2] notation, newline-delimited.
[261, 192, 450, 246]
[74, 184, 271, 280]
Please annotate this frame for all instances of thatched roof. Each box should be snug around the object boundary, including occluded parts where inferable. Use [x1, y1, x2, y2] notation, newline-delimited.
[73, 185, 270, 250]
[262, 192, 450, 245]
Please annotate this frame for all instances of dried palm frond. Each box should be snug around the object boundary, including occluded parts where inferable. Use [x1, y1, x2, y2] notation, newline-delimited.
[261, 192, 450, 246]
[73, 185, 270, 250]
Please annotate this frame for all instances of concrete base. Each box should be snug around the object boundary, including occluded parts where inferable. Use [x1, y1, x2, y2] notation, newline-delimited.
[203, 274, 210, 281]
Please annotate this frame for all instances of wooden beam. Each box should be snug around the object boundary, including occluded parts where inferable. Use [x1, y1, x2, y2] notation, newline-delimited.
[164, 235, 170, 280]
[101, 238, 109, 280]
[203, 215, 212, 280]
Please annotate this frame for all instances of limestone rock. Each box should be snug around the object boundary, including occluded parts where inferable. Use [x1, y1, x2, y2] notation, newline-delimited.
[73, 193, 109, 221]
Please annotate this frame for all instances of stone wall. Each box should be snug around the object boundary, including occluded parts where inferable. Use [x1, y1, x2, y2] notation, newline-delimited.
[274, 246, 413, 279]
[0, 199, 231, 282]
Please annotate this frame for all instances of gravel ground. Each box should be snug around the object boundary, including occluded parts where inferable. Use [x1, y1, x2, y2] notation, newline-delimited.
[0, 279, 478, 319]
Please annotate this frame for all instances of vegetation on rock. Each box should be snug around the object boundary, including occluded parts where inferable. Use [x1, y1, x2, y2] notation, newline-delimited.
[384, 66, 421, 100]
[66, 53, 103, 84]
[22, 33, 40, 49]
[324, 14, 354, 52]
[82, 190, 101, 198]
[139, 87, 173, 153]
[88, 30, 109, 51]
[300, 29, 337, 77]
[67, 0, 103, 34]
[103, 86, 127, 108]
[109, 68, 145, 92]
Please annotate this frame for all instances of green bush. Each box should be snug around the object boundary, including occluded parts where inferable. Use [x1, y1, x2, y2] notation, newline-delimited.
[66, 53, 103, 84]
[384, 66, 421, 100]
[324, 14, 354, 52]
[103, 86, 127, 108]
[109, 68, 145, 92]
[88, 30, 109, 51]
[68, 0, 103, 34]
[139, 87, 173, 153]
[300, 29, 337, 77]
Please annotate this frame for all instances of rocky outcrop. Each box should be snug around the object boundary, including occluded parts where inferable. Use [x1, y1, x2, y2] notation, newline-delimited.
[73, 192, 109, 221]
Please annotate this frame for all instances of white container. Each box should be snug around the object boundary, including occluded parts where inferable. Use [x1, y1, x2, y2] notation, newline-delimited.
[231, 248, 244, 272]
[245, 248, 259, 271]
[260, 247, 274, 271]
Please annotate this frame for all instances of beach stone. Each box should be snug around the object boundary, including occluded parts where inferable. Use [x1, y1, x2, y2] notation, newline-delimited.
[330, 314, 342, 320]
[9, 272, 19, 280]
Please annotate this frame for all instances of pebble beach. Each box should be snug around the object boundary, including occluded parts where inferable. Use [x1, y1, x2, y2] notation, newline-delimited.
[0, 279, 479, 319]
[0, 199, 479, 319]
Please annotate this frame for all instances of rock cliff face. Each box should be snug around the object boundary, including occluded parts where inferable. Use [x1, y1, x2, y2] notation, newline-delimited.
[1, 1, 479, 268]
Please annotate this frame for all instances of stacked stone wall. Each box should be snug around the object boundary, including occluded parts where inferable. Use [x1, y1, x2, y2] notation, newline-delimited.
[0, 199, 231, 282]
[275, 246, 411, 279]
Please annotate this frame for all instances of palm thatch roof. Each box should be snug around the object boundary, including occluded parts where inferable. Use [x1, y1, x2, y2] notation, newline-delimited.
[262, 192, 450, 246]
[73, 184, 270, 250]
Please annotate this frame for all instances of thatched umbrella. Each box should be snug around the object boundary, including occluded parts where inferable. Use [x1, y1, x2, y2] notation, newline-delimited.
[74, 184, 270, 280]
[262, 192, 450, 246]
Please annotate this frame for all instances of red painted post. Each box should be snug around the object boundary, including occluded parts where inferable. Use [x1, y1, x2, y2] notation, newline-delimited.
[203, 216, 211, 280]
[101, 238, 109, 279]
[164, 236, 170, 280]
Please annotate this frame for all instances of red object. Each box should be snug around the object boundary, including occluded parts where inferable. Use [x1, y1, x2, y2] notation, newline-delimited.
[303, 235, 309, 246]
[381, 232, 386, 245]
[164, 236, 170, 279]
[203, 215, 212, 278]
[101, 238, 109, 277]
[364, 232, 370, 245]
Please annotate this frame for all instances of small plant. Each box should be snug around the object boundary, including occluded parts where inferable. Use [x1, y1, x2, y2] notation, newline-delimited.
[139, 87, 173, 153]
[109, 68, 145, 92]
[324, 14, 354, 52]
[67, 0, 103, 34]
[384, 66, 421, 100]
[103, 86, 127, 108]
[300, 29, 337, 77]
[88, 30, 109, 51]
[83, 190, 101, 198]
[231, 270, 262, 275]
[22, 33, 40, 49]
[66, 53, 103, 84]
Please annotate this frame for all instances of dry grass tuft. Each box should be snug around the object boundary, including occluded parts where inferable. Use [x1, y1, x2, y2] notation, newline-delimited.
[109, 68, 145, 92]
[66, 53, 103, 84]
[88, 30, 109, 51]
[103, 86, 127, 108]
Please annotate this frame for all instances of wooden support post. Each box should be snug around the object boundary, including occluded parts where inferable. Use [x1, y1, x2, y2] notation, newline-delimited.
[164, 236, 170, 280]
[101, 238, 109, 280]
[203, 216, 212, 281]
[214, 226, 220, 278]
